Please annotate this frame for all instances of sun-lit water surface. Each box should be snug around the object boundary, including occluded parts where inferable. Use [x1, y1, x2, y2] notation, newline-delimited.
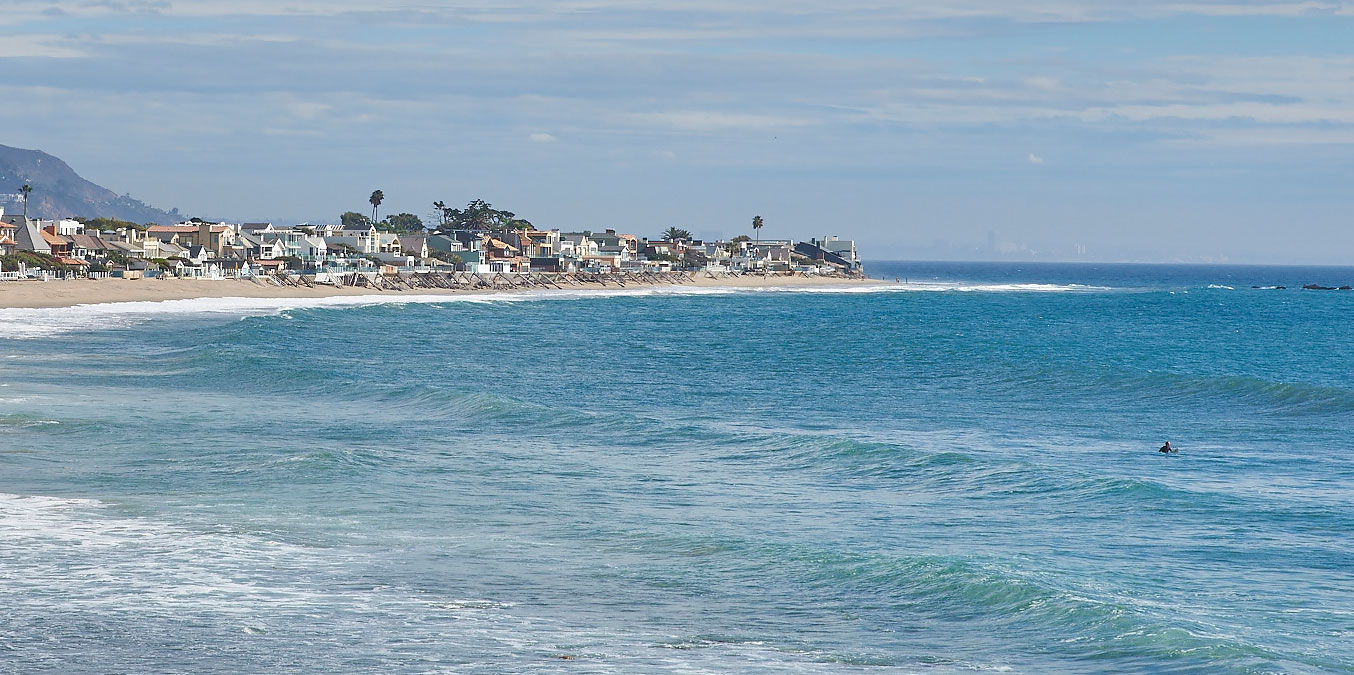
[3, 262, 1353, 674]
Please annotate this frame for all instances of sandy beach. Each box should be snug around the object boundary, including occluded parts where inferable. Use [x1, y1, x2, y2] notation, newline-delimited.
[0, 274, 884, 310]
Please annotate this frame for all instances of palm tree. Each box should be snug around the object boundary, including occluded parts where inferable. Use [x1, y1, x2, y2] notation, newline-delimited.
[370, 190, 385, 224]
[662, 226, 691, 241]
[19, 183, 33, 219]
[751, 215, 765, 274]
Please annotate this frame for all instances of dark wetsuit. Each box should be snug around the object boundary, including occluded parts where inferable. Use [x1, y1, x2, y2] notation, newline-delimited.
[1160, 443, 1173, 453]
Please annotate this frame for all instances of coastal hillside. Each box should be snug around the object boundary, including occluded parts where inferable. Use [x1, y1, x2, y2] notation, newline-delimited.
[0, 144, 180, 225]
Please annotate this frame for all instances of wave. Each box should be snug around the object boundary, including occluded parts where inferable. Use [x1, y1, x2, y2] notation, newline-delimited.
[613, 524, 1304, 672]
[737, 281, 1112, 294]
[1117, 373, 1354, 416]
[0, 281, 1122, 340]
[0, 413, 60, 429]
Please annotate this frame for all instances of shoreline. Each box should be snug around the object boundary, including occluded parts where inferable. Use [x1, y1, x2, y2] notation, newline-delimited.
[0, 274, 884, 310]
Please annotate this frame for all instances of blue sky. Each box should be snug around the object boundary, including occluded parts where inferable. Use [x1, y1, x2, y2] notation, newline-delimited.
[4, 1, 1353, 262]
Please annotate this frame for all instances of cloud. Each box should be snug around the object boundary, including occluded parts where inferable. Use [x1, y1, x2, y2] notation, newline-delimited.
[0, 35, 88, 58]
[4, 0, 1354, 266]
[285, 101, 333, 120]
[628, 111, 816, 132]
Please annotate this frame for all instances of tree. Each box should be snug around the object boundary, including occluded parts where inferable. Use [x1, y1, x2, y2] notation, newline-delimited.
[662, 227, 692, 241]
[340, 211, 371, 228]
[751, 216, 765, 275]
[431, 199, 532, 233]
[433, 201, 451, 230]
[369, 189, 384, 224]
[76, 217, 146, 232]
[382, 213, 424, 233]
[19, 183, 32, 219]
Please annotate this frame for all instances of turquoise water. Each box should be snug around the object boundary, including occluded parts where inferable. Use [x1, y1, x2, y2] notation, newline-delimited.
[2, 262, 1353, 673]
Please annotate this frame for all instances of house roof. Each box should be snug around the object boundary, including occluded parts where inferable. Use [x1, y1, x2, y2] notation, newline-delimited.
[70, 234, 107, 250]
[40, 230, 68, 247]
[15, 222, 51, 253]
[57, 257, 89, 266]
[149, 224, 232, 234]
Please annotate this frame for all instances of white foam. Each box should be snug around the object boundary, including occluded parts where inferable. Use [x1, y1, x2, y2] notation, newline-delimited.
[0, 282, 1112, 340]
[0, 491, 345, 614]
[803, 281, 1110, 294]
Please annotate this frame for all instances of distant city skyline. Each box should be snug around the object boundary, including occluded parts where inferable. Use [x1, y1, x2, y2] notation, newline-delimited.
[3, 1, 1353, 263]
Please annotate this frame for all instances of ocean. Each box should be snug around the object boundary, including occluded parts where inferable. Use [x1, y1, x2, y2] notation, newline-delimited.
[2, 262, 1352, 674]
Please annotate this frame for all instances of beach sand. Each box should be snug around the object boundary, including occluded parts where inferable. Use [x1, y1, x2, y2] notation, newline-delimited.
[0, 274, 884, 309]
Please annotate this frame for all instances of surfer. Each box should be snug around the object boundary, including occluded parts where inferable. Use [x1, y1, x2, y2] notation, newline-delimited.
[1159, 441, 1176, 453]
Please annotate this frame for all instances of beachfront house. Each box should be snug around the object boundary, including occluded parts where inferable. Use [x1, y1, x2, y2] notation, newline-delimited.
[480, 236, 529, 273]
[521, 230, 560, 258]
[256, 229, 327, 260]
[589, 230, 638, 263]
[300, 235, 329, 259]
[68, 233, 111, 260]
[372, 232, 404, 262]
[241, 223, 275, 235]
[318, 223, 379, 254]
[803, 236, 861, 273]
[398, 235, 430, 261]
[2, 216, 49, 255]
[795, 239, 856, 274]
[559, 232, 599, 259]
[736, 240, 792, 273]
[0, 219, 17, 256]
[239, 232, 286, 260]
[147, 223, 238, 257]
[53, 219, 84, 236]
[102, 227, 155, 259]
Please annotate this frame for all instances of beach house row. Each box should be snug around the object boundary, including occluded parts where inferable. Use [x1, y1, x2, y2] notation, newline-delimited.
[2, 207, 862, 279]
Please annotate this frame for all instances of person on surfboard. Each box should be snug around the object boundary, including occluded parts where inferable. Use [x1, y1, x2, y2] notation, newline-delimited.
[1159, 441, 1176, 453]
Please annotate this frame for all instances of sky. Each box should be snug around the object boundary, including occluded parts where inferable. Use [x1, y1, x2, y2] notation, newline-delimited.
[3, 1, 1353, 263]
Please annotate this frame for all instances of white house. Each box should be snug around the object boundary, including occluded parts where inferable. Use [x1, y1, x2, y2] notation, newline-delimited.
[319, 223, 379, 254]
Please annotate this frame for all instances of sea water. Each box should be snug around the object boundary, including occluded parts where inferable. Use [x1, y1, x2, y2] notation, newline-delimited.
[2, 262, 1352, 674]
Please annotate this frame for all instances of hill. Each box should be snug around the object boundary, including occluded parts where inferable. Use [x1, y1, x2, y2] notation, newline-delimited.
[0, 144, 181, 225]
